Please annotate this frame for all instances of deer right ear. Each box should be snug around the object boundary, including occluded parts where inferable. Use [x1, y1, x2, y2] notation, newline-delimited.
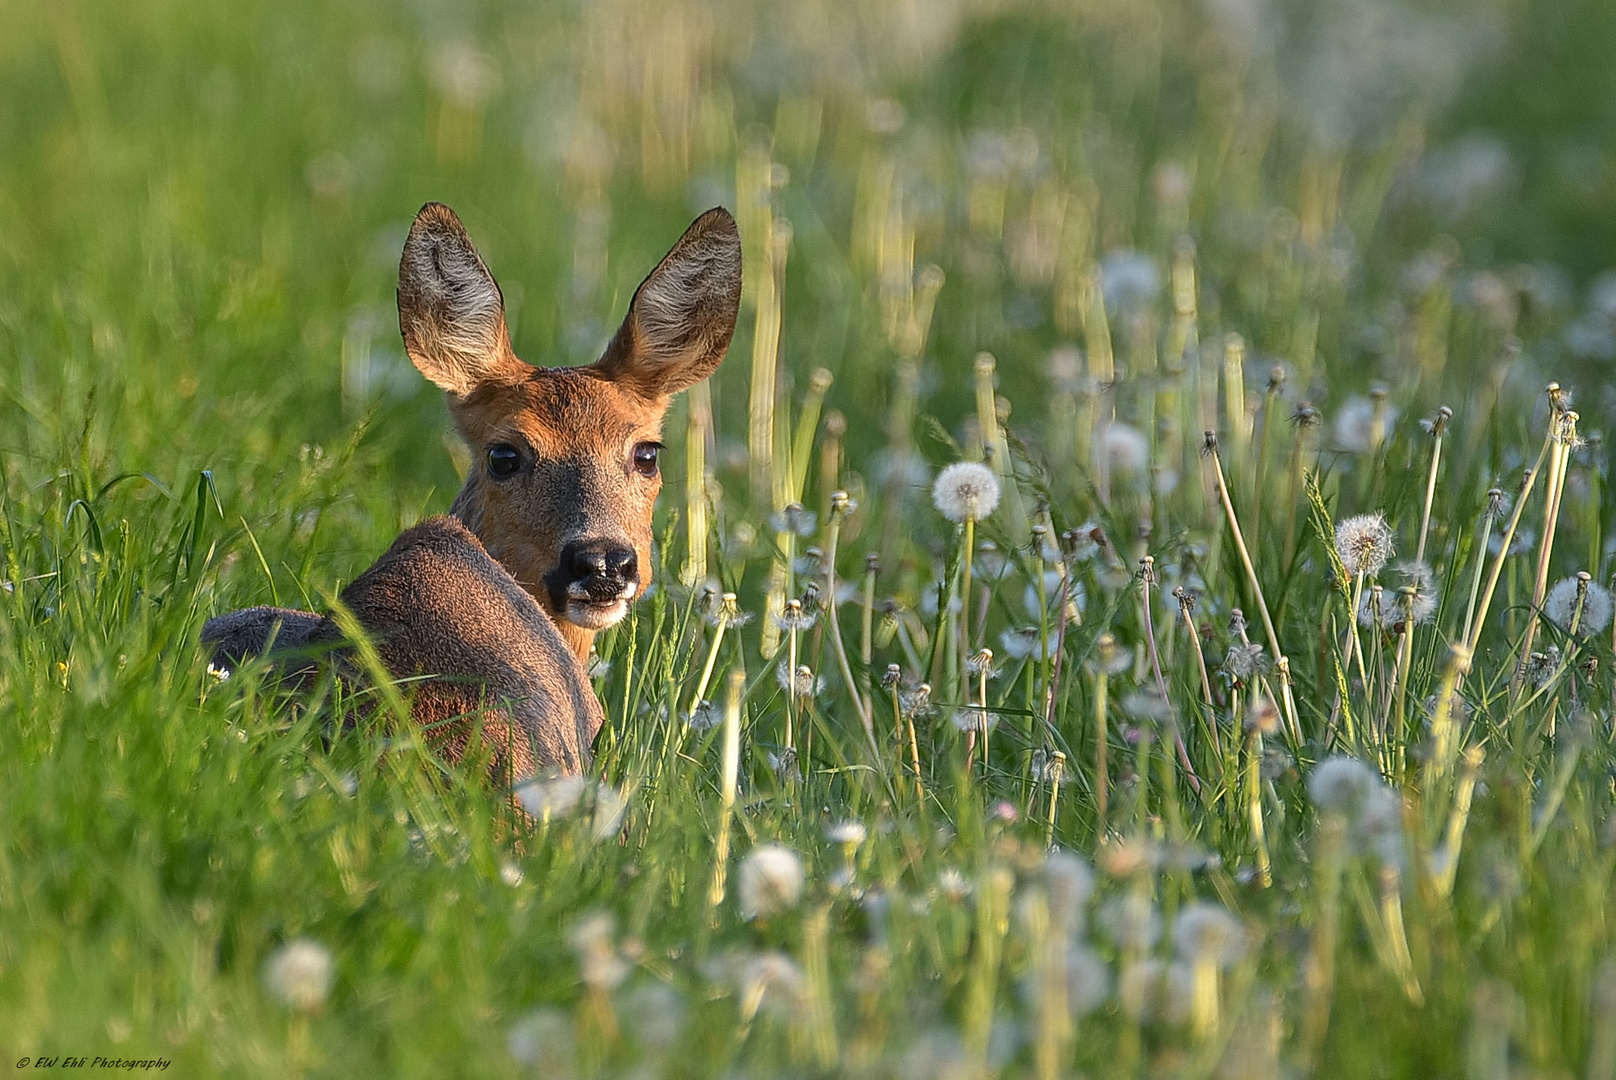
[595, 207, 742, 400]
[398, 202, 525, 397]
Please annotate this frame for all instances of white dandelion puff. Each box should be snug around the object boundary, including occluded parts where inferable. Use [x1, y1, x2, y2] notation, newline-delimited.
[1336, 514, 1394, 577]
[1043, 850, 1096, 931]
[738, 845, 805, 920]
[1545, 574, 1613, 635]
[1103, 423, 1151, 476]
[736, 951, 808, 1018]
[263, 938, 334, 1013]
[1099, 893, 1162, 952]
[568, 911, 630, 991]
[932, 461, 1001, 523]
[1067, 946, 1112, 1017]
[1307, 756, 1378, 815]
[826, 820, 868, 847]
[505, 1007, 574, 1070]
[1172, 902, 1247, 968]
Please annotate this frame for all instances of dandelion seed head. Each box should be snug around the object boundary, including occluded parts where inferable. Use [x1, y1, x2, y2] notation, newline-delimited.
[1043, 850, 1096, 929]
[622, 983, 685, 1053]
[826, 821, 867, 847]
[1336, 513, 1394, 577]
[736, 951, 808, 1018]
[770, 502, 818, 537]
[688, 699, 722, 732]
[1307, 755, 1378, 815]
[514, 775, 627, 840]
[932, 461, 1001, 523]
[773, 598, 818, 632]
[1103, 423, 1151, 476]
[1333, 395, 1399, 454]
[1524, 647, 1562, 689]
[1545, 574, 1613, 635]
[1172, 902, 1247, 967]
[1063, 524, 1102, 562]
[569, 911, 629, 991]
[506, 1006, 574, 1070]
[263, 938, 334, 1013]
[738, 845, 805, 920]
[999, 626, 1049, 660]
[1100, 893, 1162, 951]
[937, 867, 971, 902]
[1222, 642, 1271, 681]
[776, 662, 824, 698]
[1066, 945, 1112, 1017]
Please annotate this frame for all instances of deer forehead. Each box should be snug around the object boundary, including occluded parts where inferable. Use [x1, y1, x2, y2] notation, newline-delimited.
[455, 368, 666, 459]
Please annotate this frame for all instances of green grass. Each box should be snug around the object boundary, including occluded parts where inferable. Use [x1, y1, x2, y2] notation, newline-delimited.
[3, 0, 1616, 1075]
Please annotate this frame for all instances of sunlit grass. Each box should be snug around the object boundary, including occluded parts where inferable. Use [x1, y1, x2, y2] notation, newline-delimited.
[3, 0, 1616, 1076]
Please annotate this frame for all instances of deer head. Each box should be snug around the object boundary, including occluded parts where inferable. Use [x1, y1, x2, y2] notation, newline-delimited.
[397, 202, 741, 661]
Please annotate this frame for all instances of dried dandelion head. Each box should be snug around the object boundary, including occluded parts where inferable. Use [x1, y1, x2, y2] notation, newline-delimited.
[932, 461, 1001, 523]
[1336, 513, 1394, 577]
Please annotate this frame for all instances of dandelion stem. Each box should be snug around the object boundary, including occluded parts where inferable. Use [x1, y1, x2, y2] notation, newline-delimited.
[1510, 402, 1576, 700]
[1204, 431, 1297, 741]
[1466, 406, 1556, 652]
[825, 494, 876, 761]
[690, 596, 734, 720]
[707, 669, 744, 913]
[1141, 557, 1200, 793]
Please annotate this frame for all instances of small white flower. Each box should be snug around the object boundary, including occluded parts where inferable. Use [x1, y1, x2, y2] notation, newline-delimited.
[1336, 513, 1394, 577]
[1545, 575, 1613, 635]
[1171, 902, 1247, 967]
[263, 938, 334, 1013]
[932, 461, 1001, 523]
[738, 845, 805, 920]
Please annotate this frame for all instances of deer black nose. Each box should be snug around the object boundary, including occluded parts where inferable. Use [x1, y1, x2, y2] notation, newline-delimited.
[564, 541, 638, 593]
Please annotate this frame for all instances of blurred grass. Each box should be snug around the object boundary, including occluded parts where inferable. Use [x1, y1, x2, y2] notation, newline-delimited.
[3, 0, 1616, 1076]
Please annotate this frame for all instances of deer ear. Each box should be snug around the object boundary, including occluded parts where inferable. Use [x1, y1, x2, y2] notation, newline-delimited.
[398, 202, 525, 397]
[595, 208, 742, 399]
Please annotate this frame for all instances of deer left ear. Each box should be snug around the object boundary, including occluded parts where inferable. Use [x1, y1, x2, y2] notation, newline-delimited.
[595, 208, 742, 399]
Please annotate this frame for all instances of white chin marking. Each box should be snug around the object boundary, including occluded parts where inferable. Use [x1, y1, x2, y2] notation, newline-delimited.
[565, 600, 629, 630]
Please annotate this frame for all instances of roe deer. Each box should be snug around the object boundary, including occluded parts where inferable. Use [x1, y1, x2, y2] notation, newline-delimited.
[204, 202, 742, 783]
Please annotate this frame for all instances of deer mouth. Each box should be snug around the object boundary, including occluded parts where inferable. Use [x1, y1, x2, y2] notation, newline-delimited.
[560, 582, 637, 630]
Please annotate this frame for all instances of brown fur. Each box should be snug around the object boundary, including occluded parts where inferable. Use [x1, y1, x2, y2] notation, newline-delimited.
[202, 204, 742, 783]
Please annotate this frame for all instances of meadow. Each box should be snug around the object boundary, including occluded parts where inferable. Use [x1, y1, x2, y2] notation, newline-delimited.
[3, 0, 1616, 1075]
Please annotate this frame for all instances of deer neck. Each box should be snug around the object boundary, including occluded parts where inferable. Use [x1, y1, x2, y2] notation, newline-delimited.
[449, 490, 597, 667]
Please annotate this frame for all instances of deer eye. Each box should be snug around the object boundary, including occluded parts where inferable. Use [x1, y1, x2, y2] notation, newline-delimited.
[632, 441, 663, 477]
[487, 443, 523, 478]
